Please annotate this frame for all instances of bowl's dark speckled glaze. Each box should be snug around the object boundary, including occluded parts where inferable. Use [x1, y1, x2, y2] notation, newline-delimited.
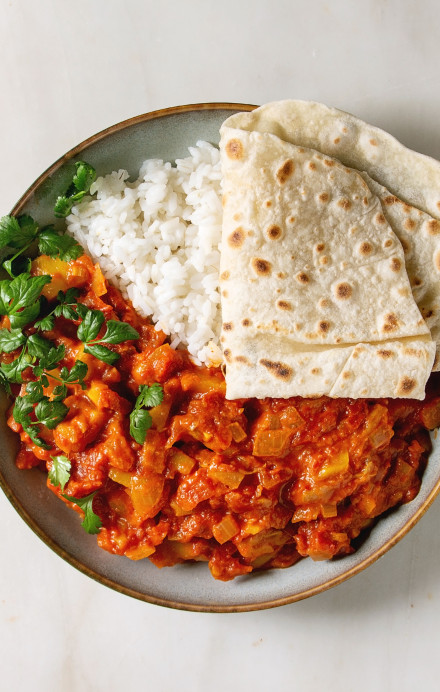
[1, 104, 439, 612]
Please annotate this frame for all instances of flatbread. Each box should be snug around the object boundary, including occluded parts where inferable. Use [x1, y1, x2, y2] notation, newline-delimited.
[223, 100, 440, 219]
[360, 173, 440, 369]
[219, 126, 435, 400]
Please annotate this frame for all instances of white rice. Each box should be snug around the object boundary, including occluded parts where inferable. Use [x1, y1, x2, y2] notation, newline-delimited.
[66, 141, 223, 365]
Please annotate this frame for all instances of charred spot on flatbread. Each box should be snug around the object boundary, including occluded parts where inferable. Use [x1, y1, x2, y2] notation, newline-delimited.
[427, 219, 440, 235]
[397, 376, 417, 396]
[225, 138, 244, 160]
[260, 359, 293, 380]
[382, 313, 400, 333]
[337, 198, 352, 210]
[295, 271, 309, 284]
[266, 224, 283, 240]
[390, 257, 402, 272]
[228, 227, 246, 248]
[334, 282, 352, 299]
[251, 257, 272, 276]
[276, 300, 292, 311]
[276, 159, 295, 184]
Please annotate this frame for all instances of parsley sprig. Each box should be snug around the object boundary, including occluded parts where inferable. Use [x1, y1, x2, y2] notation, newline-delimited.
[129, 383, 164, 444]
[49, 455, 102, 534]
[54, 161, 96, 218]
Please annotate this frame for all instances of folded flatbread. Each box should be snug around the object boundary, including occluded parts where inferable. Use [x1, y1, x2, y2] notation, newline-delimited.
[223, 101, 440, 370]
[219, 125, 435, 400]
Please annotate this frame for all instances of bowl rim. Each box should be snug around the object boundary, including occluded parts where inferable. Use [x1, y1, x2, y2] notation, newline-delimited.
[2, 102, 440, 613]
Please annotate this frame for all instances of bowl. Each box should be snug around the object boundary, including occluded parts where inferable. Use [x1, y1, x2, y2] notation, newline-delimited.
[1, 103, 440, 612]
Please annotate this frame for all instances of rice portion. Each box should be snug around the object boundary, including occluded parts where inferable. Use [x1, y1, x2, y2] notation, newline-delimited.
[66, 141, 223, 365]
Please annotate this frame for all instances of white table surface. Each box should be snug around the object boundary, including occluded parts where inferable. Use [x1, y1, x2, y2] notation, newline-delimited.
[1, 1, 440, 690]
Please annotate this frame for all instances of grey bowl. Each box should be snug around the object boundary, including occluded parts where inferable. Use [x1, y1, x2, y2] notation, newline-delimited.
[1, 103, 439, 612]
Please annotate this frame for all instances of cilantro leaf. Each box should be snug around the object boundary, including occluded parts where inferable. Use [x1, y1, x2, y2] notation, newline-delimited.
[77, 308, 104, 342]
[0, 328, 27, 353]
[34, 399, 68, 429]
[54, 162, 96, 219]
[9, 301, 41, 329]
[129, 384, 163, 444]
[38, 228, 83, 262]
[3, 255, 32, 278]
[0, 216, 20, 248]
[49, 455, 71, 491]
[58, 288, 80, 304]
[25, 381, 45, 403]
[0, 280, 11, 314]
[0, 369, 11, 394]
[100, 320, 139, 345]
[24, 424, 51, 450]
[137, 383, 164, 409]
[53, 196, 74, 218]
[62, 491, 102, 534]
[27, 333, 52, 359]
[73, 162, 96, 193]
[0, 215, 38, 251]
[12, 396, 34, 426]
[59, 360, 88, 385]
[52, 384, 68, 401]
[35, 344, 66, 374]
[84, 343, 119, 365]
[7, 273, 51, 312]
[1, 349, 32, 383]
[34, 314, 55, 332]
[129, 407, 152, 445]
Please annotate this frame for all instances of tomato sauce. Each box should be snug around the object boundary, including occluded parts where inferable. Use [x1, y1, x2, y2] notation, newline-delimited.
[7, 254, 440, 580]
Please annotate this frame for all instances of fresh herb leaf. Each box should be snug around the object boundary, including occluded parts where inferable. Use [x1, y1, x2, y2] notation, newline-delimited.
[129, 384, 163, 444]
[38, 227, 83, 262]
[25, 425, 51, 449]
[27, 333, 52, 359]
[58, 288, 80, 304]
[25, 381, 45, 403]
[34, 314, 55, 332]
[0, 369, 11, 394]
[99, 320, 139, 345]
[49, 455, 71, 491]
[34, 399, 68, 429]
[62, 491, 102, 534]
[136, 382, 164, 409]
[9, 301, 41, 329]
[129, 407, 152, 445]
[3, 255, 32, 278]
[54, 162, 96, 218]
[12, 396, 34, 425]
[59, 360, 88, 385]
[75, 303, 89, 319]
[7, 273, 51, 312]
[0, 215, 38, 251]
[84, 343, 119, 365]
[33, 344, 66, 376]
[77, 308, 104, 342]
[0, 328, 27, 353]
[0, 216, 20, 247]
[53, 196, 74, 218]
[73, 162, 96, 193]
[52, 384, 68, 401]
[0, 349, 32, 383]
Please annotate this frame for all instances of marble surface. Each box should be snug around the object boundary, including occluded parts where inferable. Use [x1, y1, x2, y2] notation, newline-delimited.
[1, 1, 440, 690]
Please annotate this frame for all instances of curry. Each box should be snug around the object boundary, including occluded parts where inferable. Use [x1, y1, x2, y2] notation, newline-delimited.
[4, 251, 440, 581]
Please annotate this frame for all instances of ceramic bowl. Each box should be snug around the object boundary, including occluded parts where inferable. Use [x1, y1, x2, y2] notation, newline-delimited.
[1, 103, 439, 612]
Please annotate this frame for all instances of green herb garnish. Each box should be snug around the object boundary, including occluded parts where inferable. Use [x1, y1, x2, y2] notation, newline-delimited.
[129, 383, 164, 444]
[48, 455, 71, 491]
[54, 162, 97, 218]
[62, 491, 102, 534]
